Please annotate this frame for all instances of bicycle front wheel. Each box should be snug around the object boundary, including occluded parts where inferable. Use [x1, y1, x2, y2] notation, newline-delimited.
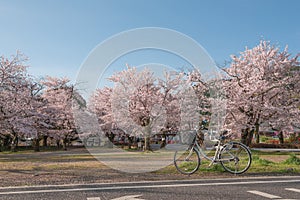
[219, 142, 252, 174]
[174, 147, 200, 175]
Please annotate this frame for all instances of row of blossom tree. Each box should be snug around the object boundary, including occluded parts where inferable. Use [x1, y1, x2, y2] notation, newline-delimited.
[1, 41, 299, 151]
[88, 41, 299, 149]
[223, 41, 299, 145]
[0, 52, 80, 151]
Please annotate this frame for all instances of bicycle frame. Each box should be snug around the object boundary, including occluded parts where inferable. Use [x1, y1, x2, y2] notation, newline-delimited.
[191, 137, 237, 166]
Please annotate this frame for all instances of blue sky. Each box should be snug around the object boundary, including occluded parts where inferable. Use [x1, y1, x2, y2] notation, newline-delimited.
[0, 0, 299, 83]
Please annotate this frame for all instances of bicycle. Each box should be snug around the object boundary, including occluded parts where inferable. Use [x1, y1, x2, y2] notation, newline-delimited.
[173, 130, 252, 175]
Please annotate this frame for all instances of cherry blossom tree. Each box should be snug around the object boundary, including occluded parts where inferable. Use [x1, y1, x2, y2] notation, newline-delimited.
[109, 67, 176, 150]
[40, 76, 77, 150]
[0, 52, 40, 151]
[89, 87, 113, 132]
[223, 41, 299, 145]
[87, 87, 117, 145]
[89, 67, 207, 150]
[0, 53, 83, 151]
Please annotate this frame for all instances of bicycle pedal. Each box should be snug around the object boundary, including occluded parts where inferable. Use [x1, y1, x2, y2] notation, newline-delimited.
[208, 161, 218, 167]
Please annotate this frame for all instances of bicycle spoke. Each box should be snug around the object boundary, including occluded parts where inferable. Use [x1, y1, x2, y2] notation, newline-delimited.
[219, 142, 252, 174]
[174, 148, 200, 175]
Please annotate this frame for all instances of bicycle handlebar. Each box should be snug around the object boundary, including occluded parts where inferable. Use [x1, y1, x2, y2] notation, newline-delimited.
[202, 129, 229, 142]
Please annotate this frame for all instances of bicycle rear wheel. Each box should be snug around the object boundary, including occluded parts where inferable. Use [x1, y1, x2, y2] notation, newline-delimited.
[174, 147, 200, 175]
[219, 142, 252, 174]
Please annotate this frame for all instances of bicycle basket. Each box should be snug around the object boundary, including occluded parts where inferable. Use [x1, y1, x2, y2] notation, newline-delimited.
[178, 130, 197, 145]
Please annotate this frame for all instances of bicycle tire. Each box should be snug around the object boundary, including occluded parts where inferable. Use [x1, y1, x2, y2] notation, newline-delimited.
[174, 147, 200, 175]
[219, 141, 252, 174]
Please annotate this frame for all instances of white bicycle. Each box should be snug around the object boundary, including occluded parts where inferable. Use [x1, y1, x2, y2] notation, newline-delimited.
[174, 130, 252, 175]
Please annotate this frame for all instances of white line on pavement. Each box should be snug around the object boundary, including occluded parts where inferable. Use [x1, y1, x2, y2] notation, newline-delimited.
[247, 190, 281, 199]
[1, 176, 299, 190]
[0, 179, 299, 195]
[111, 194, 144, 200]
[86, 195, 144, 200]
[285, 188, 300, 193]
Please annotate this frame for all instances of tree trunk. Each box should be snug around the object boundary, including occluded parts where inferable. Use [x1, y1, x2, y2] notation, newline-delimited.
[10, 129, 19, 152]
[241, 128, 248, 145]
[62, 139, 67, 150]
[247, 129, 254, 146]
[278, 131, 284, 144]
[127, 136, 134, 149]
[3, 136, 11, 150]
[241, 128, 254, 146]
[56, 140, 61, 148]
[144, 136, 150, 151]
[107, 132, 115, 143]
[143, 126, 151, 151]
[160, 133, 167, 148]
[254, 124, 260, 144]
[255, 134, 260, 144]
[33, 138, 40, 152]
[43, 136, 48, 147]
[10, 136, 18, 152]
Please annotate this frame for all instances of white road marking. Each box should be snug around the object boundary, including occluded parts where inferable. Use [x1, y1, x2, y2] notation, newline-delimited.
[0, 179, 299, 195]
[86, 195, 144, 200]
[87, 197, 101, 200]
[0, 176, 299, 190]
[111, 194, 144, 200]
[285, 188, 300, 193]
[247, 190, 281, 199]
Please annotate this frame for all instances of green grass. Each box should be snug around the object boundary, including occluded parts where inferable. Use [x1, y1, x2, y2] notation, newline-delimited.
[252, 155, 275, 166]
[283, 154, 300, 165]
[234, 152, 298, 173]
[199, 161, 224, 172]
[158, 151, 300, 175]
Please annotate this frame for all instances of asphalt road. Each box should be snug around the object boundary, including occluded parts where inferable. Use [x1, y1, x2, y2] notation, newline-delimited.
[0, 176, 299, 200]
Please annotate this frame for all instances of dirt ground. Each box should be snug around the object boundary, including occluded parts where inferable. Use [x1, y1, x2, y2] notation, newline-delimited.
[260, 155, 291, 163]
[0, 148, 227, 187]
[0, 161, 234, 187]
